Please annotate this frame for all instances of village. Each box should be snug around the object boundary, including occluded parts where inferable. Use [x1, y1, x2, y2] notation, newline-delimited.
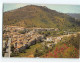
[2, 26, 80, 57]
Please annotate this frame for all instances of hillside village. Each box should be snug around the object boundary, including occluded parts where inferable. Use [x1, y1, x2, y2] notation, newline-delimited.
[3, 25, 60, 57]
[3, 25, 80, 57]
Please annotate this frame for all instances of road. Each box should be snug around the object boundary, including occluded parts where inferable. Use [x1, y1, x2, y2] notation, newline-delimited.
[4, 38, 11, 57]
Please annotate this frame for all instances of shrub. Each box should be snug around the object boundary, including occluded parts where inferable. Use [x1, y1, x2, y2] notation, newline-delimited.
[11, 44, 15, 53]
[62, 34, 80, 49]
[34, 49, 44, 57]
[10, 51, 19, 57]
[51, 43, 79, 58]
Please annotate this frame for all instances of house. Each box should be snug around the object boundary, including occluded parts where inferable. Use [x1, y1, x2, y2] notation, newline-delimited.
[45, 37, 53, 42]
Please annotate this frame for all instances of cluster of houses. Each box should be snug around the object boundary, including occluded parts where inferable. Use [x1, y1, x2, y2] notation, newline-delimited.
[3, 26, 80, 57]
[3, 26, 45, 53]
[11, 33, 44, 52]
[3, 26, 60, 54]
[43, 36, 62, 47]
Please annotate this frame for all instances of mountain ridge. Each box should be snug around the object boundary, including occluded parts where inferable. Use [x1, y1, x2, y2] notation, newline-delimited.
[3, 5, 80, 31]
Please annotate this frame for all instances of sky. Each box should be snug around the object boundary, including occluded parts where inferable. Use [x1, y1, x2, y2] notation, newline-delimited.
[3, 3, 80, 13]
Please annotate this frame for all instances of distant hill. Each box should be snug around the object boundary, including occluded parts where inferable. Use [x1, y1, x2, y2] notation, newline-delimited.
[3, 5, 80, 31]
[67, 13, 80, 20]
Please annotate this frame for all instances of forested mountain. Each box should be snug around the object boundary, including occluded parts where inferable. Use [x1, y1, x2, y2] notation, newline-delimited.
[67, 13, 80, 20]
[3, 5, 80, 30]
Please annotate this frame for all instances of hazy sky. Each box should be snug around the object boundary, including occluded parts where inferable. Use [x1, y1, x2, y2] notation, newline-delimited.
[3, 4, 80, 13]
